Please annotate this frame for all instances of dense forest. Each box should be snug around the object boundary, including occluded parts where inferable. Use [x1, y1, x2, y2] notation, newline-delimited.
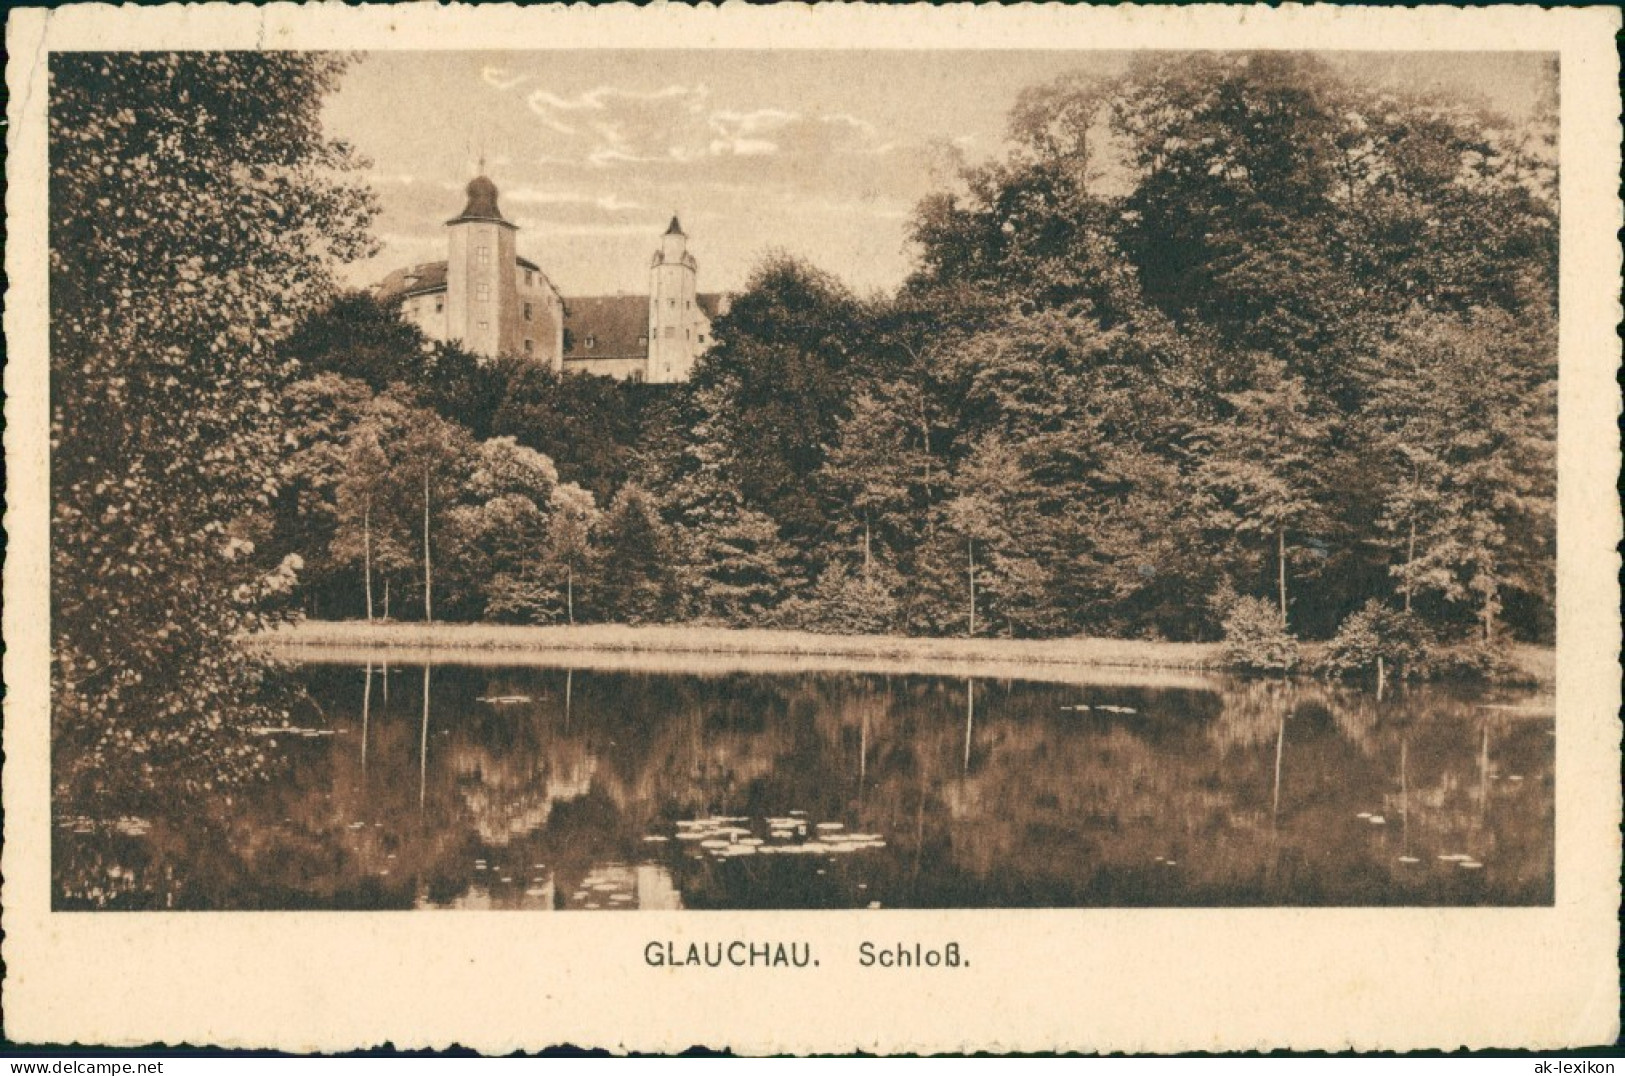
[51, 52, 1557, 812]
[266, 55, 1558, 655]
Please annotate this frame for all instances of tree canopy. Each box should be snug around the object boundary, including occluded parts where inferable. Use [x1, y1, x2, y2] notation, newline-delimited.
[51, 52, 377, 811]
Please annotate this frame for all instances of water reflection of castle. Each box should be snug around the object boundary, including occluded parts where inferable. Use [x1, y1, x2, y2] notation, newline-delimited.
[50, 663, 1556, 910]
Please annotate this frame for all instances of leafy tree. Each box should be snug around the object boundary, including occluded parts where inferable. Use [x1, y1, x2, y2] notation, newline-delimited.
[666, 387, 805, 624]
[907, 71, 1141, 322]
[439, 437, 558, 620]
[1221, 596, 1301, 674]
[278, 291, 427, 389]
[273, 373, 384, 615]
[594, 486, 680, 624]
[790, 559, 904, 636]
[330, 414, 412, 621]
[543, 483, 601, 625]
[1322, 600, 1435, 683]
[387, 410, 476, 622]
[50, 52, 375, 812]
[693, 254, 868, 542]
[1113, 53, 1557, 395]
[818, 390, 923, 574]
[467, 436, 558, 505]
[940, 436, 1063, 637]
[279, 291, 510, 438]
[1192, 356, 1332, 631]
[490, 365, 648, 500]
[1360, 308, 1556, 642]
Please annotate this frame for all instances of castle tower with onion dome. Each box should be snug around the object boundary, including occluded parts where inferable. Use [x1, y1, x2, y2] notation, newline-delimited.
[444, 174, 519, 359]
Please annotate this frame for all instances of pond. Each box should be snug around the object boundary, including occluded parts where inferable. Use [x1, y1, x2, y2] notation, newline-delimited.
[54, 657, 1555, 910]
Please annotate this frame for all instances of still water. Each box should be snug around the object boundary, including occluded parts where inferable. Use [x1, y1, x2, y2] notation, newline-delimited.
[55, 658, 1555, 910]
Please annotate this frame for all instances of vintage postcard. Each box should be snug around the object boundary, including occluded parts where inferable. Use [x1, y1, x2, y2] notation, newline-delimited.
[4, 2, 1620, 1055]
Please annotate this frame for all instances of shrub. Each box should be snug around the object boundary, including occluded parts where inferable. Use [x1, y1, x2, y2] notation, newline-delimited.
[1221, 596, 1300, 674]
[1429, 639, 1525, 684]
[778, 561, 901, 635]
[1322, 600, 1436, 682]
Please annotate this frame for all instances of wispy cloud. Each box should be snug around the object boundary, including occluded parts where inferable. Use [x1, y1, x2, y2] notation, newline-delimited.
[796, 196, 912, 221]
[505, 186, 643, 212]
[710, 108, 799, 137]
[526, 221, 670, 238]
[508, 79, 897, 171]
[482, 66, 530, 91]
[524, 83, 710, 137]
[709, 137, 779, 158]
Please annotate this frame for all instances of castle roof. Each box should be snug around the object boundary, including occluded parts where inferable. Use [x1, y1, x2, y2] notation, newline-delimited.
[373, 255, 543, 304]
[665, 214, 685, 237]
[563, 296, 648, 360]
[447, 175, 516, 228]
[564, 293, 727, 361]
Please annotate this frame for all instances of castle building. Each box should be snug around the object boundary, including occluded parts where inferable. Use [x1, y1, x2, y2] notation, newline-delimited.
[373, 175, 725, 384]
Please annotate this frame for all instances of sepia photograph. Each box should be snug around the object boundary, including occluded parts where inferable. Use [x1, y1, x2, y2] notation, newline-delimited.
[48, 44, 1562, 913]
[6, 2, 1619, 1055]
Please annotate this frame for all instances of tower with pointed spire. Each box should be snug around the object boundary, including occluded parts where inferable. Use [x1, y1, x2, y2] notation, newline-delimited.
[647, 214, 705, 384]
[375, 178, 721, 381]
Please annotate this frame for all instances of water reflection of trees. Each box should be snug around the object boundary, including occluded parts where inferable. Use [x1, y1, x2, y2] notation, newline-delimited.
[54, 664, 1553, 910]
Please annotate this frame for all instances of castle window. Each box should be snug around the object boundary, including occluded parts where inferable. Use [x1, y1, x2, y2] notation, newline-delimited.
[669, 299, 676, 308]
[525, 270, 534, 286]
[523, 302, 533, 322]
[476, 283, 491, 302]
[698, 333, 706, 344]
[477, 245, 491, 265]
[632, 369, 644, 383]
[435, 296, 444, 314]
[524, 338, 534, 355]
[585, 334, 596, 350]
[686, 300, 691, 309]
[477, 319, 489, 331]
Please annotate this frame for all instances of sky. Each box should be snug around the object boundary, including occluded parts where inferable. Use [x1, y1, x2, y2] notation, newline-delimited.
[322, 50, 1553, 299]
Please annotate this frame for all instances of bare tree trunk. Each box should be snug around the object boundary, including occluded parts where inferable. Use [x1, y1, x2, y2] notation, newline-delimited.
[419, 663, 432, 811]
[422, 464, 433, 624]
[859, 705, 868, 790]
[361, 660, 372, 773]
[1404, 517, 1416, 614]
[1403, 461, 1419, 614]
[384, 577, 391, 621]
[363, 498, 374, 624]
[913, 379, 935, 540]
[1272, 711, 1285, 821]
[963, 678, 974, 774]
[1277, 524, 1288, 629]
[967, 538, 977, 637]
[919, 394, 932, 498]
[566, 564, 575, 626]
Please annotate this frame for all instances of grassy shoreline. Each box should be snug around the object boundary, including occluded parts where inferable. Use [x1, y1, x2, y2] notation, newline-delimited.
[256, 619, 1555, 687]
[261, 619, 1223, 667]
